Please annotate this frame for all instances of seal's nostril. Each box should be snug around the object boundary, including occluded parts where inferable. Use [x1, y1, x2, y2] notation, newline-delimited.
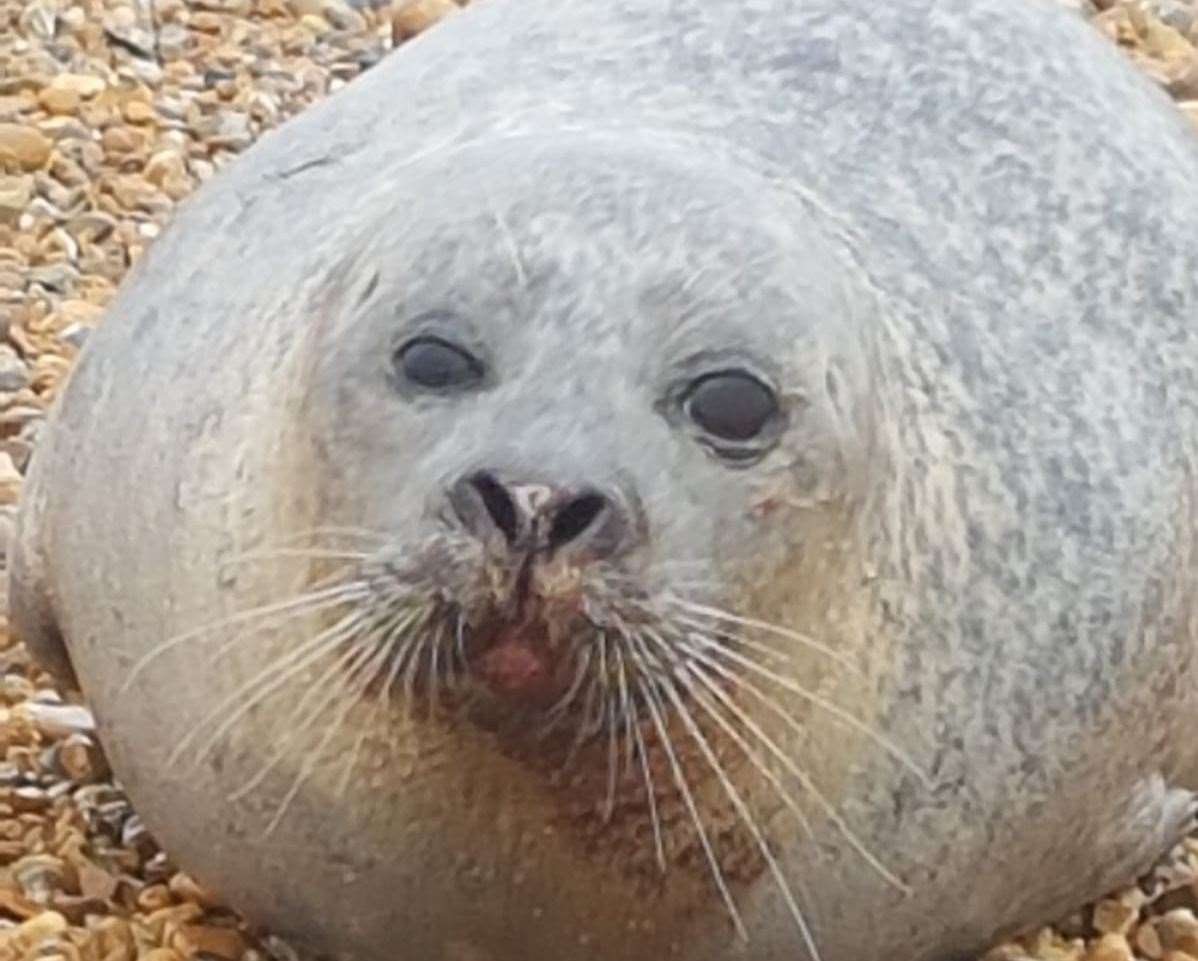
[470, 472, 520, 544]
[549, 493, 608, 551]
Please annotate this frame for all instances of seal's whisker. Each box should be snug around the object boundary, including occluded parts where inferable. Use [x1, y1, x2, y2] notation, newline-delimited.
[380, 608, 433, 712]
[652, 656, 824, 960]
[614, 642, 637, 782]
[602, 684, 619, 823]
[336, 624, 407, 799]
[537, 646, 593, 740]
[170, 608, 372, 771]
[268, 526, 390, 547]
[664, 595, 861, 676]
[631, 665, 747, 941]
[678, 644, 913, 893]
[221, 547, 373, 566]
[235, 636, 378, 805]
[264, 637, 396, 837]
[230, 606, 421, 805]
[562, 673, 604, 770]
[686, 635, 927, 785]
[671, 662, 816, 839]
[123, 581, 369, 693]
[402, 618, 438, 720]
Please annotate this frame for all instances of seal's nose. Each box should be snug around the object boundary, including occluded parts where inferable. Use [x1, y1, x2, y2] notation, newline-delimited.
[448, 471, 628, 559]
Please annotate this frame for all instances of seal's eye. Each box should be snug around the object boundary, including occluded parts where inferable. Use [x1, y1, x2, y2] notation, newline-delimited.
[685, 370, 778, 441]
[396, 337, 484, 390]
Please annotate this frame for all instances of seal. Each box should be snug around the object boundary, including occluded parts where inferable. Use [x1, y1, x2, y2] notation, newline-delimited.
[10, 0, 1198, 958]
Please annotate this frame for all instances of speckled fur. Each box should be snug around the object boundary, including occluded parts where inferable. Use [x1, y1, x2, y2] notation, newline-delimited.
[10, 0, 1198, 959]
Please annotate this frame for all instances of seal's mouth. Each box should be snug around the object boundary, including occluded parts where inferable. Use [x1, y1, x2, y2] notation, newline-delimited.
[466, 611, 575, 708]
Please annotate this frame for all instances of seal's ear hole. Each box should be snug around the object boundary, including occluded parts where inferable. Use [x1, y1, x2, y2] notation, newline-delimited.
[395, 336, 485, 391]
[684, 370, 779, 442]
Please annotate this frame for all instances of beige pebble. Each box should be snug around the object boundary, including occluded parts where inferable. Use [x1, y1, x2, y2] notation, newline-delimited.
[37, 87, 81, 116]
[0, 124, 52, 171]
[0, 174, 33, 219]
[1093, 897, 1139, 936]
[47, 74, 106, 100]
[1159, 910, 1198, 955]
[0, 451, 22, 505]
[390, 0, 458, 41]
[1085, 934, 1135, 961]
[122, 100, 157, 125]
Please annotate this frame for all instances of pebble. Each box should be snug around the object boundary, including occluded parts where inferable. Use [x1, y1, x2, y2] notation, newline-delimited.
[0, 346, 30, 392]
[0, 124, 52, 171]
[0, 174, 32, 220]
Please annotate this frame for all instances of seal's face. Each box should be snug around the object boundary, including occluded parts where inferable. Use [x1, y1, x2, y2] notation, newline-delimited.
[229, 139, 903, 954]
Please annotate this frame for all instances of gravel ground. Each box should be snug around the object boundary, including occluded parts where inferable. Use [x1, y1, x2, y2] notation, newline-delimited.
[1, 0, 1198, 959]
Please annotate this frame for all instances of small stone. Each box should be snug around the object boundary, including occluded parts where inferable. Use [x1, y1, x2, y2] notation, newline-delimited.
[1159, 910, 1198, 955]
[176, 924, 246, 960]
[1093, 897, 1140, 936]
[0, 452, 22, 506]
[1085, 934, 1135, 961]
[36, 87, 80, 117]
[122, 100, 157, 125]
[57, 324, 90, 350]
[0, 347, 30, 393]
[168, 872, 223, 909]
[76, 862, 119, 901]
[190, 11, 225, 32]
[12, 910, 66, 943]
[389, 0, 458, 41]
[1140, 921, 1167, 960]
[12, 853, 71, 902]
[47, 75, 106, 100]
[23, 702, 94, 739]
[100, 125, 148, 155]
[299, 12, 332, 32]
[0, 175, 33, 220]
[9, 784, 49, 811]
[322, 0, 367, 31]
[103, 14, 158, 58]
[0, 124, 52, 172]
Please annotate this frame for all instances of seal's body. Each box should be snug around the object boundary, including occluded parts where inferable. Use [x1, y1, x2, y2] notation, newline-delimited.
[12, 1, 1198, 959]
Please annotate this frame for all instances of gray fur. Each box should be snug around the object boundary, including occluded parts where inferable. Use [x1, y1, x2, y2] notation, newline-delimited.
[11, 0, 1198, 959]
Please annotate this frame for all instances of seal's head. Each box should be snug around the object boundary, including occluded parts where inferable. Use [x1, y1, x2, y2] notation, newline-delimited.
[178, 135, 907, 960]
[300, 134, 884, 724]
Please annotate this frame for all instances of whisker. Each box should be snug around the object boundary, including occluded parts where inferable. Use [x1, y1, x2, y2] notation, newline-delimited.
[678, 642, 913, 892]
[221, 547, 373, 566]
[264, 637, 395, 836]
[232, 635, 378, 804]
[169, 608, 372, 770]
[673, 662, 815, 841]
[648, 650, 823, 959]
[537, 646, 593, 740]
[664, 594, 861, 677]
[602, 680, 619, 823]
[629, 661, 747, 941]
[268, 526, 390, 547]
[614, 642, 637, 782]
[685, 635, 927, 785]
[122, 582, 369, 694]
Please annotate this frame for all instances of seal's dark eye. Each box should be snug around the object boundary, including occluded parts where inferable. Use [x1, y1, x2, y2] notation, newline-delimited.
[685, 371, 778, 441]
[396, 337, 483, 390]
